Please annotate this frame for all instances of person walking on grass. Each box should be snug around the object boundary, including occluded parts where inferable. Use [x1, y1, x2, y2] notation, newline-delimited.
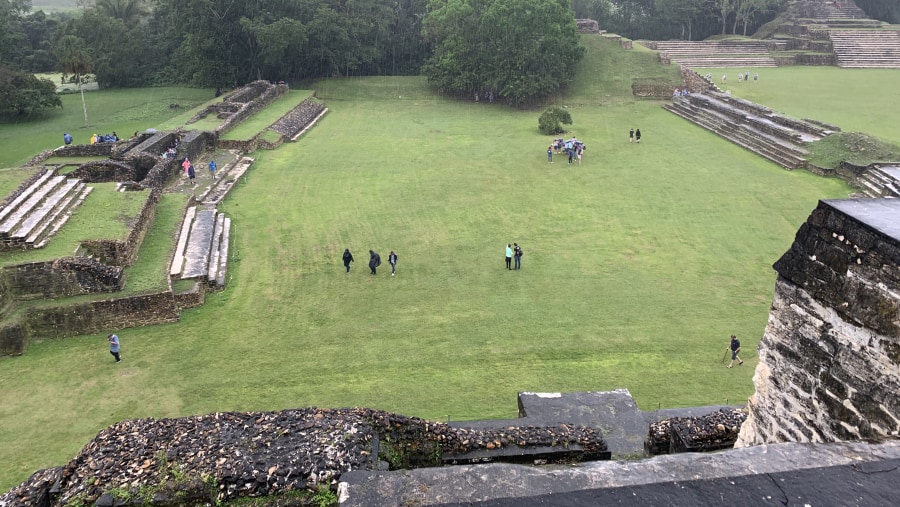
[369, 250, 381, 275]
[389, 251, 398, 276]
[547, 146, 553, 163]
[727, 335, 743, 368]
[629, 128, 634, 143]
[208, 160, 217, 178]
[505, 244, 513, 270]
[513, 243, 522, 270]
[342, 248, 354, 273]
[108, 334, 121, 363]
[635, 129, 642, 144]
[187, 162, 196, 185]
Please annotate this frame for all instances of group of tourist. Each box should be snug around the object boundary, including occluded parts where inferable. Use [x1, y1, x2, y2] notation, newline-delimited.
[504, 243, 523, 270]
[712, 72, 758, 84]
[547, 137, 586, 165]
[90, 132, 119, 144]
[629, 128, 642, 143]
[342, 249, 398, 276]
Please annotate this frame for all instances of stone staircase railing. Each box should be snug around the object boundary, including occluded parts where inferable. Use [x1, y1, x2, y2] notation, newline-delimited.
[170, 207, 231, 288]
[0, 171, 93, 250]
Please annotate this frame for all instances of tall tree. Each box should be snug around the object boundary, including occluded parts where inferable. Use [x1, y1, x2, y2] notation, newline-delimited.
[54, 34, 92, 124]
[708, 0, 735, 35]
[423, 0, 583, 104]
[94, 0, 150, 27]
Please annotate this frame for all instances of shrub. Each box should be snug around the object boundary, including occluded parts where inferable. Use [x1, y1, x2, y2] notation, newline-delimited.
[538, 106, 572, 135]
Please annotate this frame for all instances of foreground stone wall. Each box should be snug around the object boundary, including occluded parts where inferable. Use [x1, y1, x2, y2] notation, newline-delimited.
[23, 290, 180, 340]
[737, 199, 900, 446]
[2, 257, 124, 300]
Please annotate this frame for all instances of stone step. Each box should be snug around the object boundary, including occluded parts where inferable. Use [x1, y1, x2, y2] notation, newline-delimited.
[200, 157, 254, 206]
[23, 181, 85, 246]
[32, 185, 93, 249]
[215, 217, 231, 287]
[170, 206, 197, 277]
[207, 212, 225, 283]
[11, 178, 81, 242]
[181, 209, 218, 279]
[0, 170, 55, 224]
[0, 175, 67, 238]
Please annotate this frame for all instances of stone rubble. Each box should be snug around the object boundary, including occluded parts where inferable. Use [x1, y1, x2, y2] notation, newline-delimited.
[646, 408, 747, 455]
[0, 407, 607, 506]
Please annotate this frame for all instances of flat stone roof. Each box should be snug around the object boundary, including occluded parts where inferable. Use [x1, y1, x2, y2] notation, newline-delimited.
[340, 441, 900, 506]
[824, 198, 900, 241]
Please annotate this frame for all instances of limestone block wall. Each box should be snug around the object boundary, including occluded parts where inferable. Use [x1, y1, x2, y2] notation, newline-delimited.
[69, 160, 136, 182]
[23, 291, 180, 340]
[80, 188, 161, 266]
[2, 257, 124, 300]
[737, 199, 900, 446]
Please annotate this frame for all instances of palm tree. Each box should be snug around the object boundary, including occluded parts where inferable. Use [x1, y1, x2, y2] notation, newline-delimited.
[95, 0, 151, 26]
[55, 35, 93, 125]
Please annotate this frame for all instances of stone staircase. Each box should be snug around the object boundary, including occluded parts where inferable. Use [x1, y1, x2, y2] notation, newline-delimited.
[653, 41, 778, 68]
[0, 170, 93, 250]
[828, 30, 900, 68]
[170, 207, 231, 288]
[855, 164, 900, 197]
[270, 100, 328, 141]
[197, 156, 254, 206]
[664, 92, 835, 169]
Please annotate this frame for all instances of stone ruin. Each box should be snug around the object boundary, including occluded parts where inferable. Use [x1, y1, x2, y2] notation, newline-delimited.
[0, 81, 329, 357]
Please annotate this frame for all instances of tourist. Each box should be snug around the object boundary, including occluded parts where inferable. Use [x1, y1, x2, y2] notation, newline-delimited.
[368, 250, 381, 275]
[90, 133, 98, 145]
[635, 128, 642, 143]
[209, 160, 217, 178]
[182, 157, 191, 176]
[722, 74, 727, 84]
[753, 73, 759, 82]
[727, 335, 743, 368]
[63, 133, 72, 145]
[745, 71, 750, 81]
[342, 248, 354, 273]
[505, 244, 513, 270]
[513, 243, 522, 270]
[673, 88, 680, 98]
[629, 128, 634, 143]
[567, 146, 574, 164]
[576, 142, 584, 163]
[547, 146, 553, 163]
[108, 334, 121, 363]
[388, 251, 398, 276]
[187, 163, 196, 185]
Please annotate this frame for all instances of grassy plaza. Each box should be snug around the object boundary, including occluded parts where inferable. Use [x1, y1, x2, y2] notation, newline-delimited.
[3, 36, 899, 489]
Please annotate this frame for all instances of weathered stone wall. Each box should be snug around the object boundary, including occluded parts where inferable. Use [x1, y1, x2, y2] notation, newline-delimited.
[0, 322, 25, 356]
[2, 257, 124, 300]
[23, 291, 180, 340]
[79, 188, 160, 266]
[68, 160, 135, 182]
[576, 19, 600, 33]
[737, 199, 900, 446]
[173, 282, 206, 309]
[215, 82, 288, 137]
[51, 143, 114, 159]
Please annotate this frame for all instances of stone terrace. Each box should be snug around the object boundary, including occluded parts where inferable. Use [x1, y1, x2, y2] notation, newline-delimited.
[650, 40, 778, 68]
[664, 90, 833, 169]
[170, 206, 231, 288]
[0, 170, 92, 250]
[829, 30, 900, 68]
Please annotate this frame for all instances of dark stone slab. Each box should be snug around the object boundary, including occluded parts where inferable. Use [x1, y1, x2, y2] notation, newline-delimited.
[339, 441, 900, 507]
[182, 209, 217, 279]
[824, 198, 900, 242]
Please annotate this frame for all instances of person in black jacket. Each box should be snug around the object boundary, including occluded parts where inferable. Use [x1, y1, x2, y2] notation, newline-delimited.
[388, 251, 398, 276]
[369, 250, 381, 275]
[342, 249, 354, 273]
[727, 335, 743, 368]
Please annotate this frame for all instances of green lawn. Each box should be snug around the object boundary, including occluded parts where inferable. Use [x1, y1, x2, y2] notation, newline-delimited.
[0, 87, 214, 168]
[3, 40, 890, 491]
[221, 90, 315, 141]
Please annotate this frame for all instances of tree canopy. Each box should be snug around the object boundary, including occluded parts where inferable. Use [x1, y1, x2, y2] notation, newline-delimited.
[422, 0, 584, 103]
[0, 65, 61, 117]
